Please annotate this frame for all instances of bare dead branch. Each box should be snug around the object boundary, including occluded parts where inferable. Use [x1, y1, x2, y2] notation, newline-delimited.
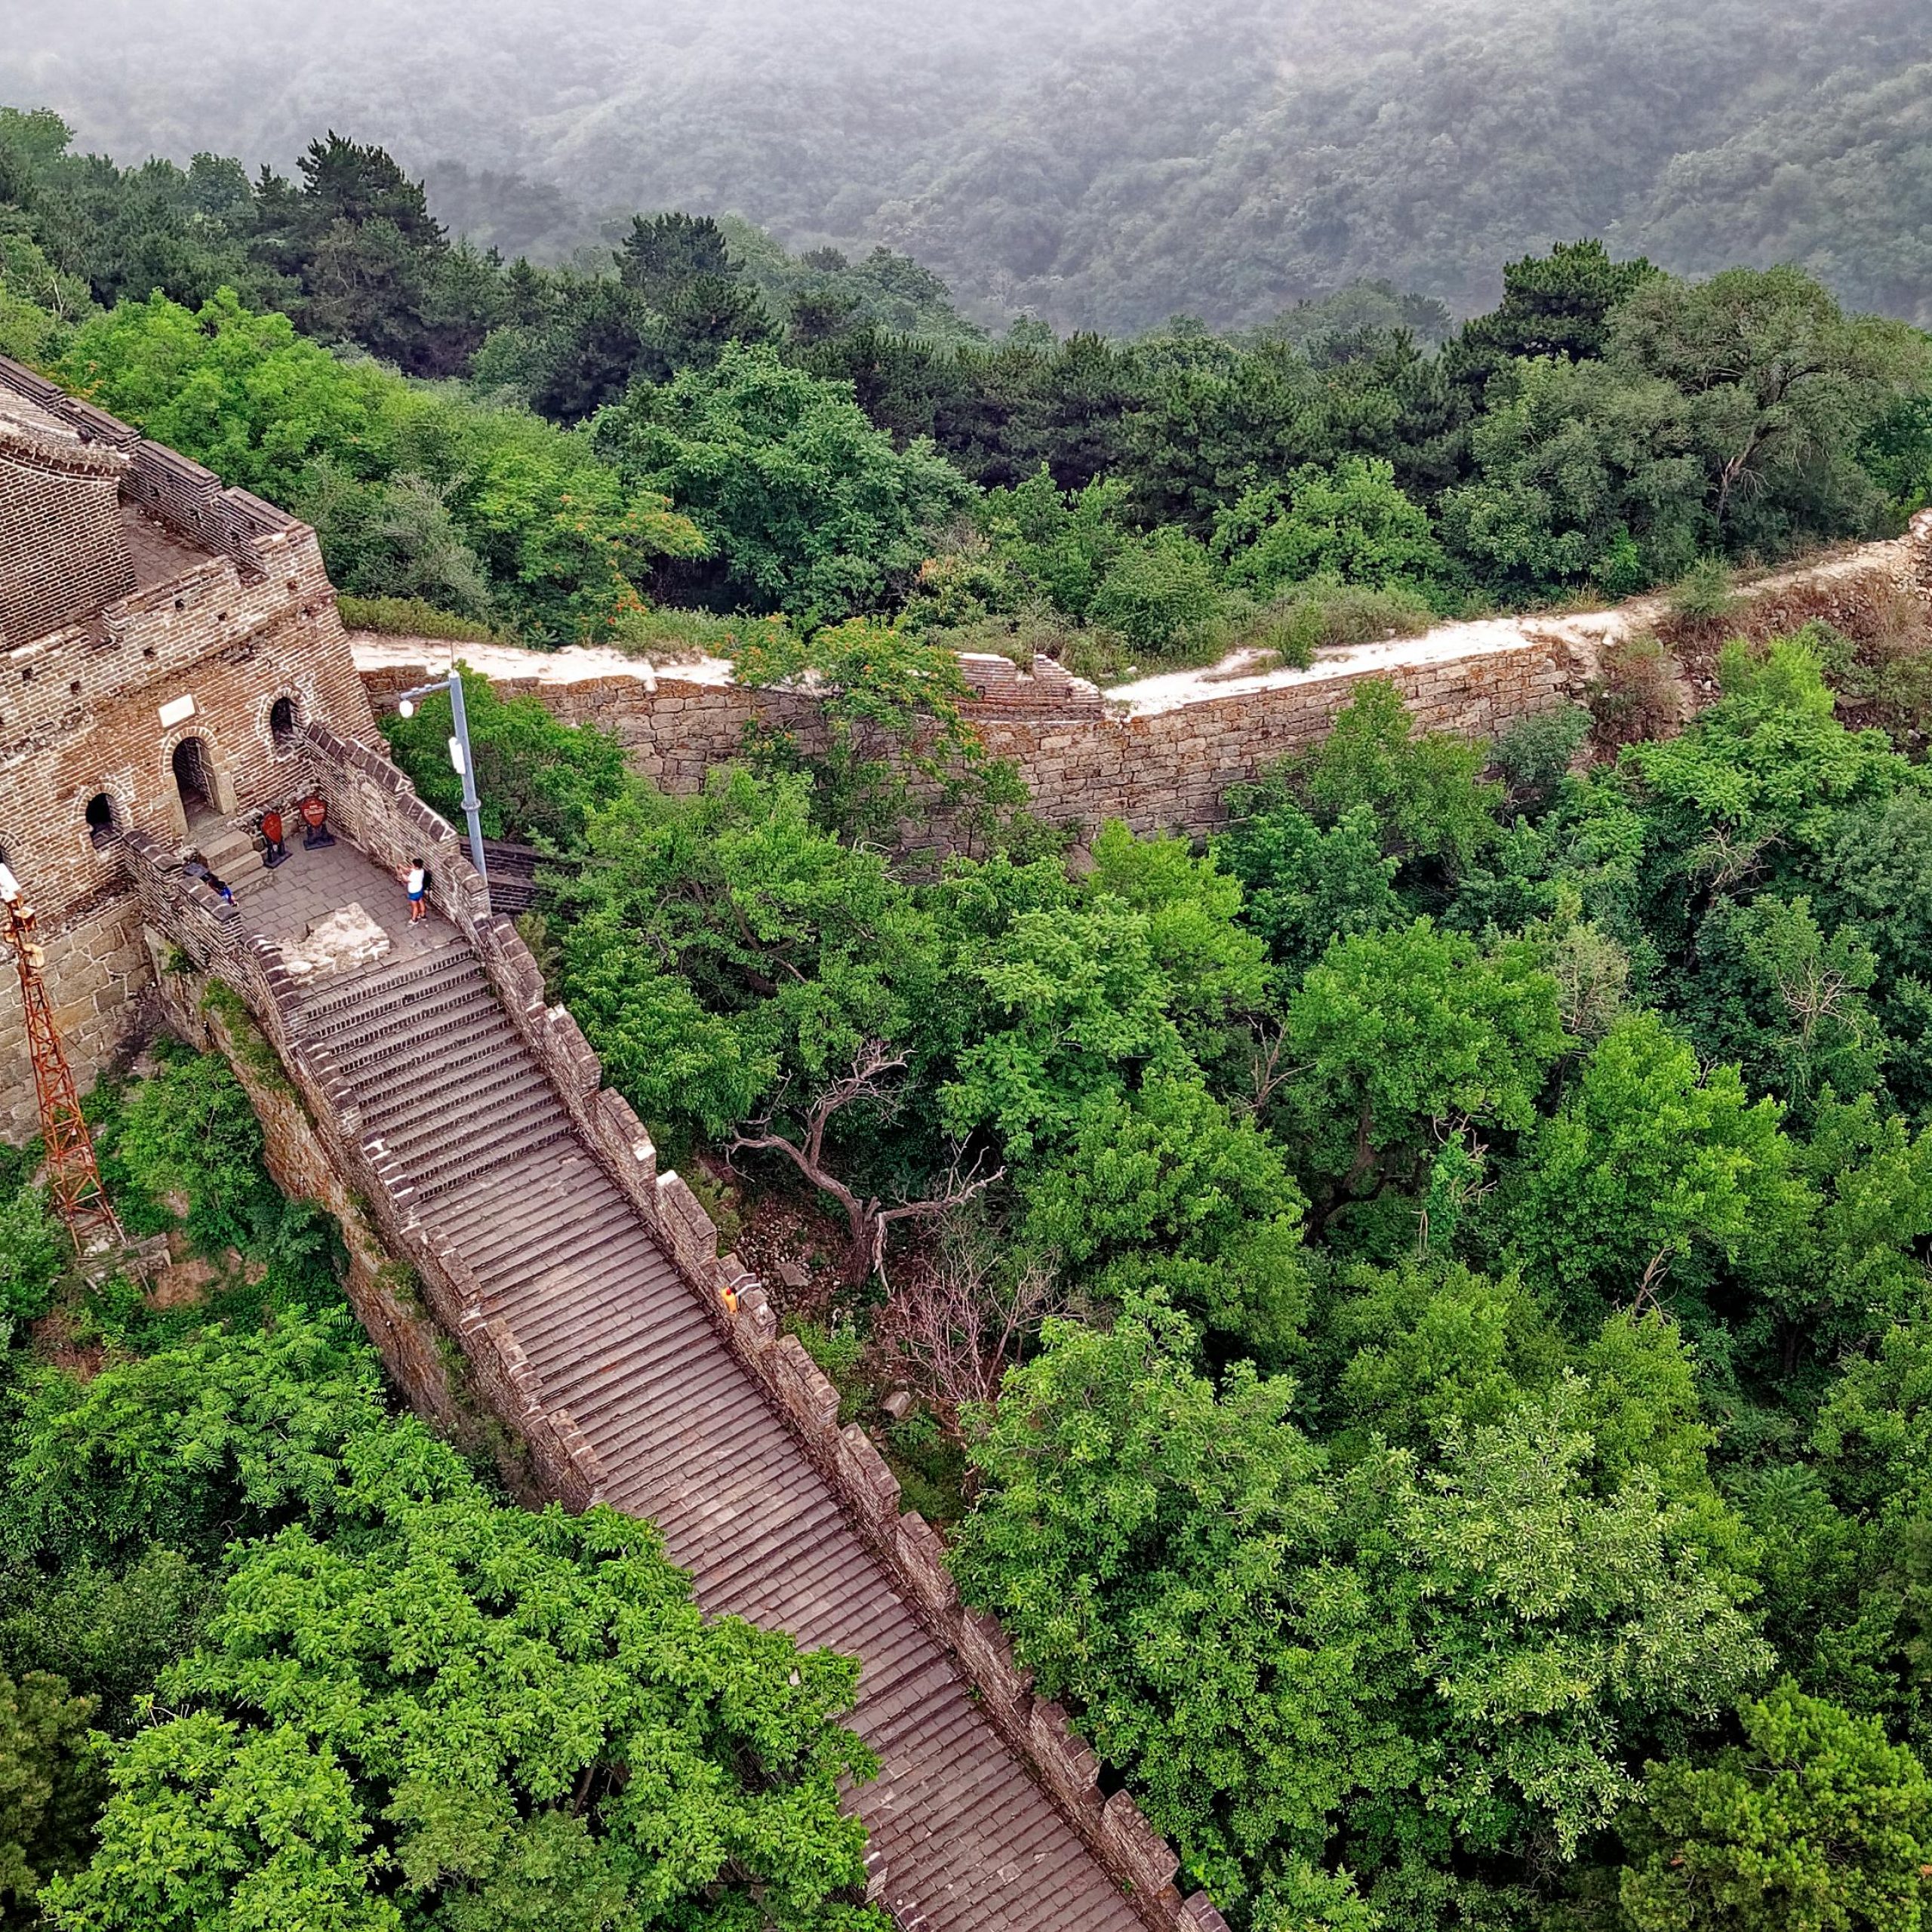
[873, 1215, 1066, 1432]
[726, 1042, 1001, 1284]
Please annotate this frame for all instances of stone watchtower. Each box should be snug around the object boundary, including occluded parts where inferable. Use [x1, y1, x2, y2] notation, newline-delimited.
[0, 355, 379, 1138]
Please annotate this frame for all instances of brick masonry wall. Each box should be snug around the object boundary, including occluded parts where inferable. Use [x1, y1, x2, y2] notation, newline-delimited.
[0, 891, 151, 1141]
[0, 355, 381, 1141]
[361, 524, 1932, 848]
[0, 404, 134, 648]
[363, 632, 1573, 842]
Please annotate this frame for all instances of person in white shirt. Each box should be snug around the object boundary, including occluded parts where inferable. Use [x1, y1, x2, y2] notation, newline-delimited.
[398, 856, 428, 923]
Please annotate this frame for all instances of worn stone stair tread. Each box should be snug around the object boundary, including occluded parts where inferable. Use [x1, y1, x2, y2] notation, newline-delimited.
[373, 1079, 564, 1148]
[407, 1123, 575, 1192]
[303, 955, 481, 1025]
[536, 1349, 749, 1429]
[487, 1218, 673, 1285]
[501, 1278, 697, 1361]
[359, 1057, 553, 1121]
[581, 1386, 783, 1493]
[376, 1094, 567, 1168]
[589, 1381, 797, 1481]
[689, 1508, 870, 1604]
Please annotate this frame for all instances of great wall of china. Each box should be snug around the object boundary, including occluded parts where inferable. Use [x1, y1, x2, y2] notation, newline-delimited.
[6, 343, 1932, 1928]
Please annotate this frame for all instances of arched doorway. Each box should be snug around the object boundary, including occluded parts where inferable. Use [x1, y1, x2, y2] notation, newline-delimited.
[85, 792, 117, 848]
[172, 737, 215, 820]
[269, 695, 298, 751]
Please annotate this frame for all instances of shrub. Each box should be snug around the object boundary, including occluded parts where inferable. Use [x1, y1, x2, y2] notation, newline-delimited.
[1088, 528, 1226, 654]
[1496, 703, 1593, 807]
[1251, 577, 1436, 669]
[1589, 631, 1684, 749]
[1669, 555, 1740, 624]
[334, 594, 499, 641]
[0, 1186, 63, 1326]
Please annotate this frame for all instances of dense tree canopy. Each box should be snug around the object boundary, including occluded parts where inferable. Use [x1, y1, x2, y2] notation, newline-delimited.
[9, 75, 1932, 1932]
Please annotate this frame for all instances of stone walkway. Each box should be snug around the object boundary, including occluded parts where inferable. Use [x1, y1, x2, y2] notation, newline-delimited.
[228, 840, 1155, 1932]
[245, 836, 454, 969]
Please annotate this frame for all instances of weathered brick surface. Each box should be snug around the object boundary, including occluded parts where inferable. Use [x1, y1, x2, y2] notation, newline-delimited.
[365, 632, 1572, 843]
[362, 521, 1932, 854]
[0, 389, 134, 648]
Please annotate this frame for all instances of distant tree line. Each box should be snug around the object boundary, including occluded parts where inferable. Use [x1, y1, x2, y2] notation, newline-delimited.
[6, 106, 1930, 678]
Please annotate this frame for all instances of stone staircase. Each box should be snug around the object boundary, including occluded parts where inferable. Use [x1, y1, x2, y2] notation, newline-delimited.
[185, 814, 272, 902]
[287, 943, 1150, 1932]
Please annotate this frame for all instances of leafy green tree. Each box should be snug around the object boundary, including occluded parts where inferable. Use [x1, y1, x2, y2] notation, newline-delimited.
[1445, 239, 1660, 395]
[1020, 1078, 1312, 1359]
[1611, 266, 1932, 555]
[0, 1185, 62, 1327]
[939, 898, 1190, 1164]
[1686, 894, 1889, 1115]
[557, 768, 933, 1141]
[1295, 679, 1503, 875]
[0, 1311, 390, 1572]
[1282, 918, 1566, 1218]
[1214, 798, 1402, 977]
[1620, 1685, 1932, 1932]
[0, 1669, 96, 1916]
[382, 666, 628, 847]
[1505, 1011, 1814, 1322]
[1085, 820, 1272, 1042]
[42, 1453, 881, 1932]
[974, 466, 1134, 618]
[1087, 525, 1226, 655]
[951, 1302, 1364, 1909]
[956, 1304, 1766, 1916]
[1215, 457, 1448, 600]
[1438, 353, 1705, 597]
[1317, 1257, 1567, 1451]
[115, 1053, 284, 1256]
[595, 342, 972, 623]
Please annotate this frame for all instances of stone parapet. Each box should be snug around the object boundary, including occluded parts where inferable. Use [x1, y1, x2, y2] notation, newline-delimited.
[0, 355, 294, 577]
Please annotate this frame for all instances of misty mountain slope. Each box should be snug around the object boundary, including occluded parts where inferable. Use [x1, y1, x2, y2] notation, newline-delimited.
[7, 0, 1932, 328]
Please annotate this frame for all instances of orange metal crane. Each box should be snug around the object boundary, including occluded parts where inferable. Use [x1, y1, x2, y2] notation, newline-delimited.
[0, 862, 123, 1251]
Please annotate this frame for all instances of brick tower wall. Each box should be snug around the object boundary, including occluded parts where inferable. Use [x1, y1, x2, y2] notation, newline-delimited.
[0, 355, 380, 1140]
[0, 398, 135, 649]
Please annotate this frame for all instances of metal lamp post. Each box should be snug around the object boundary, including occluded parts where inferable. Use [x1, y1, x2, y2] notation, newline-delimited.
[395, 672, 489, 903]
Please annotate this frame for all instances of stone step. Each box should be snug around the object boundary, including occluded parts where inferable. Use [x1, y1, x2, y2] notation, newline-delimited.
[358, 1051, 554, 1134]
[408, 1121, 577, 1204]
[307, 974, 497, 1059]
[301, 942, 482, 1017]
[374, 1084, 568, 1171]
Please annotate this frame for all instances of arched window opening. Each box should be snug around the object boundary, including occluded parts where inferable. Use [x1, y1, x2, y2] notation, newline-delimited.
[269, 695, 298, 751]
[85, 793, 117, 849]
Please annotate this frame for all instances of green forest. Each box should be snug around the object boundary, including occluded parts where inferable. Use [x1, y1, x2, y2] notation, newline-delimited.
[8, 78, 1932, 1932]
[5, 0, 1932, 334]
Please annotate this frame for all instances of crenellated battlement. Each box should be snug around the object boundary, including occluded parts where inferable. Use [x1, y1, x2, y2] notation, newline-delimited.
[0, 355, 295, 595]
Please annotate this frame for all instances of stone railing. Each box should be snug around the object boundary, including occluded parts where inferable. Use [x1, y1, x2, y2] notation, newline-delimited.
[118, 825, 610, 1513]
[131, 739, 1230, 1932]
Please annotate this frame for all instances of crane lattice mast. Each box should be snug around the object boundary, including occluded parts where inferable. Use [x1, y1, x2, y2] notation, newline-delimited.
[1, 868, 122, 1252]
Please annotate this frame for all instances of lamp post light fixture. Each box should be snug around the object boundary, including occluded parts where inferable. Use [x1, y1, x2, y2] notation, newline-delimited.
[395, 672, 489, 903]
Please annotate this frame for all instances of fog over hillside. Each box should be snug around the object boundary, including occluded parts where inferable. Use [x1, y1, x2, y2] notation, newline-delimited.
[6, 0, 1932, 330]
